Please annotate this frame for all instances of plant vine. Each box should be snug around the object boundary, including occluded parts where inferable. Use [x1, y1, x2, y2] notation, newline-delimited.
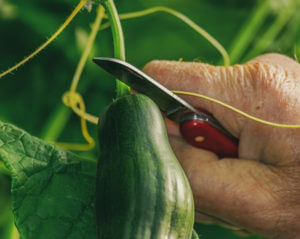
[0, 0, 299, 152]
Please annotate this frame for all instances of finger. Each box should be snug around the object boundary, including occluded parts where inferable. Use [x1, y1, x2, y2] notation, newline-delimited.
[143, 60, 250, 137]
[143, 56, 299, 139]
[168, 135, 289, 238]
[250, 53, 300, 76]
[143, 56, 300, 164]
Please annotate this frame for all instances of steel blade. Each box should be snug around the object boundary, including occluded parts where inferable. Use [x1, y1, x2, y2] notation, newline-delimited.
[93, 57, 202, 122]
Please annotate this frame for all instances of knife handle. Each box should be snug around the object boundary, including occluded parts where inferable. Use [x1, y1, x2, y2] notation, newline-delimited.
[179, 109, 238, 158]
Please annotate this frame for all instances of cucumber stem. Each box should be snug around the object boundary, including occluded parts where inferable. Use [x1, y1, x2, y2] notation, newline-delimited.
[102, 0, 130, 97]
[100, 6, 230, 66]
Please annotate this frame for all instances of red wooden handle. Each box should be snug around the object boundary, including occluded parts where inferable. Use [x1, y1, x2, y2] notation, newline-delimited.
[179, 116, 238, 158]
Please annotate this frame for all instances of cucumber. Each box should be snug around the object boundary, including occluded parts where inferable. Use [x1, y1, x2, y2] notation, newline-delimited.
[96, 94, 195, 238]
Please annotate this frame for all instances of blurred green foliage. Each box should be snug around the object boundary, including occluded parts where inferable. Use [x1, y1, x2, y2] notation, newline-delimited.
[0, 0, 299, 238]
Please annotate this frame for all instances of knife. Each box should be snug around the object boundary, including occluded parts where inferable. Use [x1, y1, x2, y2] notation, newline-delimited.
[93, 57, 238, 158]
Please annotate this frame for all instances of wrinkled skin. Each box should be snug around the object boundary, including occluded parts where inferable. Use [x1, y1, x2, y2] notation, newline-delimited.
[143, 54, 300, 239]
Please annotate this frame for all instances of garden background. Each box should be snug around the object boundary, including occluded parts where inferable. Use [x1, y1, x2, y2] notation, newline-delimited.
[0, 0, 299, 238]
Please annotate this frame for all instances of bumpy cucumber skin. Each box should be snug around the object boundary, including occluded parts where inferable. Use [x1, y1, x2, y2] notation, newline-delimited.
[96, 94, 194, 239]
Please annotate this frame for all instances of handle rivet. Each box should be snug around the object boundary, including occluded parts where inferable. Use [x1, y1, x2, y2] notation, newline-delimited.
[194, 136, 205, 142]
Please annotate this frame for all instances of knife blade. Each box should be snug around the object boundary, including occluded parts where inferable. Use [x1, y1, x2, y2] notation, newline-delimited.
[93, 57, 222, 128]
[93, 57, 238, 157]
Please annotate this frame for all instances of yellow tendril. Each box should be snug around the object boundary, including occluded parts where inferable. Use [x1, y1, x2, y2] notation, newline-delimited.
[100, 6, 230, 66]
[62, 91, 98, 125]
[57, 91, 96, 151]
[172, 90, 300, 129]
[0, 0, 87, 79]
[70, 5, 105, 91]
[58, 6, 104, 151]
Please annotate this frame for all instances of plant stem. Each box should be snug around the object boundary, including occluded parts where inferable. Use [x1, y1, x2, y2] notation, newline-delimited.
[172, 90, 300, 128]
[70, 5, 105, 92]
[102, 0, 130, 97]
[228, 0, 271, 63]
[0, 0, 87, 79]
[40, 105, 71, 141]
[41, 6, 105, 142]
[40, 77, 94, 142]
[243, 0, 298, 61]
[100, 6, 230, 66]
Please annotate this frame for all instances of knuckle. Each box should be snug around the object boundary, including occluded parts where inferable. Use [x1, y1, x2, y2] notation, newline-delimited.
[142, 60, 161, 74]
[231, 61, 299, 121]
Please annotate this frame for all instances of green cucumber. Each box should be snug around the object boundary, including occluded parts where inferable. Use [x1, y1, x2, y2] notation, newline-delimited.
[96, 94, 195, 238]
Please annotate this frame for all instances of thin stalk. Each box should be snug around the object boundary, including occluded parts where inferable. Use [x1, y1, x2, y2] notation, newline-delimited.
[41, 6, 104, 142]
[172, 90, 300, 128]
[58, 91, 96, 150]
[244, 0, 298, 61]
[40, 105, 71, 141]
[57, 7, 106, 151]
[70, 6, 105, 91]
[228, 0, 271, 63]
[40, 80, 98, 142]
[0, 0, 87, 79]
[102, 0, 130, 97]
[100, 6, 230, 66]
[42, 6, 105, 150]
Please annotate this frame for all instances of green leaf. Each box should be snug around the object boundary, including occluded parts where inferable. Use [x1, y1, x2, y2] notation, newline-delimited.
[0, 121, 97, 239]
[191, 229, 199, 239]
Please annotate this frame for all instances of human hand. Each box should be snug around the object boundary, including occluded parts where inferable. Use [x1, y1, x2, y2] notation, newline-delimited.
[143, 54, 300, 239]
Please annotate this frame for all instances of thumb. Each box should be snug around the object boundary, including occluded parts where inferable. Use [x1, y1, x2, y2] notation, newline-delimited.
[143, 60, 248, 137]
[142, 55, 296, 138]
